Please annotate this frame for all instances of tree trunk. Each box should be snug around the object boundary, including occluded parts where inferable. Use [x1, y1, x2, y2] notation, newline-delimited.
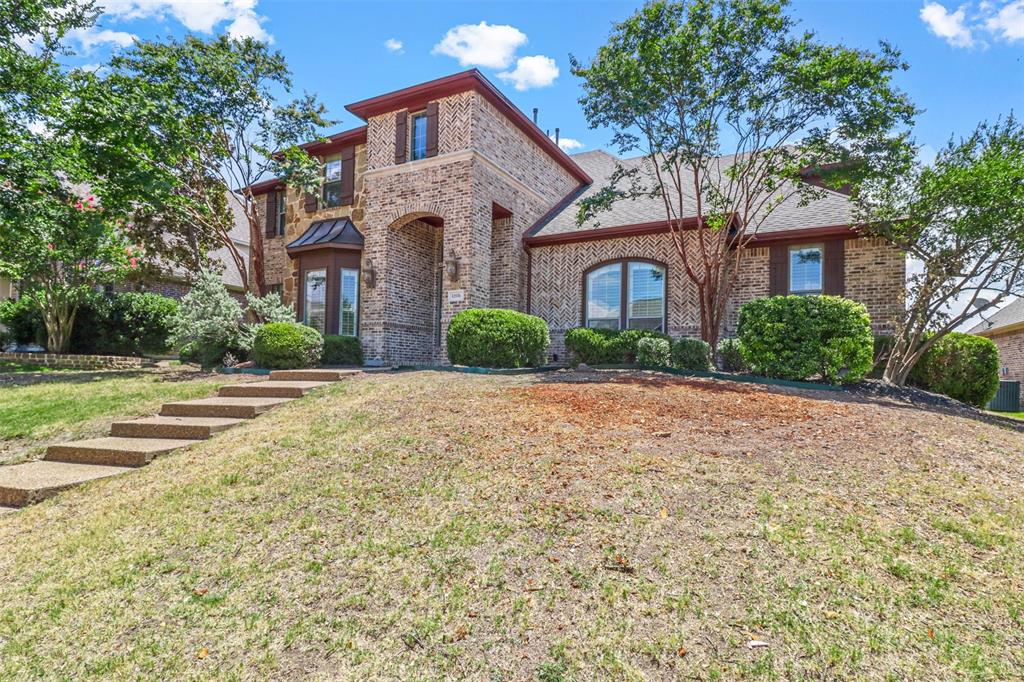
[42, 299, 77, 353]
[248, 210, 266, 297]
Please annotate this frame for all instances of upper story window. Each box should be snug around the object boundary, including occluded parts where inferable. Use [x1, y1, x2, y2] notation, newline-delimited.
[323, 157, 342, 208]
[584, 259, 666, 332]
[789, 245, 823, 295]
[409, 111, 428, 161]
[274, 190, 286, 235]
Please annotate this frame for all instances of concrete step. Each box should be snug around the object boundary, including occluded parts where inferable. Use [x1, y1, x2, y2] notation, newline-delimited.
[160, 396, 293, 419]
[268, 369, 360, 382]
[110, 416, 244, 440]
[45, 436, 200, 467]
[0, 461, 132, 507]
[218, 381, 328, 399]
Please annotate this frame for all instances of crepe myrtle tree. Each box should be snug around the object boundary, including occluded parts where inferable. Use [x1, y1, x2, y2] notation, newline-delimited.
[0, 164, 132, 352]
[856, 116, 1024, 386]
[75, 35, 333, 295]
[571, 0, 915, 350]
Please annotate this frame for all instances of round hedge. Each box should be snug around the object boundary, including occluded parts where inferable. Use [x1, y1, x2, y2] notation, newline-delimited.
[671, 337, 712, 371]
[446, 308, 549, 368]
[252, 322, 324, 370]
[909, 332, 1000, 407]
[737, 295, 873, 384]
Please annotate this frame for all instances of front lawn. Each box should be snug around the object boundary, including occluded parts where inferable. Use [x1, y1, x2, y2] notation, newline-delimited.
[0, 370, 237, 463]
[993, 410, 1024, 420]
[0, 359, 65, 374]
[0, 371, 1022, 679]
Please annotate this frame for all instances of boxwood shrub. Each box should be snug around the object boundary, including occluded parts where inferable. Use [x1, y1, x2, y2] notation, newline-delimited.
[636, 337, 671, 366]
[322, 335, 363, 366]
[737, 295, 873, 384]
[252, 322, 324, 369]
[717, 338, 747, 372]
[446, 308, 549, 368]
[672, 337, 712, 371]
[564, 327, 672, 365]
[909, 332, 1000, 407]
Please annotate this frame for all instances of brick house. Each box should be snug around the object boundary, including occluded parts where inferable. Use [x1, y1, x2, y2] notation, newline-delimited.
[971, 298, 1024, 408]
[248, 70, 905, 366]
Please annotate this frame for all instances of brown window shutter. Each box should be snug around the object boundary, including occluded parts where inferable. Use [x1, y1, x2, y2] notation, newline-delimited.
[394, 110, 407, 164]
[425, 101, 439, 158]
[769, 245, 789, 296]
[340, 145, 355, 205]
[304, 191, 318, 213]
[823, 239, 846, 296]
[264, 191, 277, 238]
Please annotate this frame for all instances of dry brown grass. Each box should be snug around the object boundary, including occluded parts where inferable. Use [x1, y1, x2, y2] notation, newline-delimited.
[0, 370, 1021, 680]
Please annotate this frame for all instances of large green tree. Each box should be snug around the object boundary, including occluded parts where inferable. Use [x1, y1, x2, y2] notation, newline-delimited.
[856, 117, 1024, 386]
[571, 0, 915, 350]
[76, 36, 333, 295]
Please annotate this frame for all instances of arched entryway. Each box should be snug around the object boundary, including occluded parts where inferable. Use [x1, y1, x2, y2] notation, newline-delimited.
[386, 212, 445, 363]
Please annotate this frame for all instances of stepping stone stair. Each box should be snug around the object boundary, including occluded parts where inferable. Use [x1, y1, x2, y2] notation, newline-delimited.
[0, 368, 362, 513]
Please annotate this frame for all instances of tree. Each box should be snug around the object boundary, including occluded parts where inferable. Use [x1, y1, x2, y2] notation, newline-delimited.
[76, 36, 332, 295]
[855, 116, 1024, 386]
[570, 0, 915, 350]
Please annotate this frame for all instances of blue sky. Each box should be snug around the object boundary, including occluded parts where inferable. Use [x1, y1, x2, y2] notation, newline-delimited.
[67, 0, 1023, 159]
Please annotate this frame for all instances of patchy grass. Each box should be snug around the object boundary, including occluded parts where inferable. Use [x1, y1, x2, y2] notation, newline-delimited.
[0, 370, 1022, 679]
[993, 410, 1024, 421]
[0, 359, 65, 374]
[0, 371, 238, 462]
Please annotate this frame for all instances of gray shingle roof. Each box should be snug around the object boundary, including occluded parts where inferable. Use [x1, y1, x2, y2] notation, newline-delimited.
[532, 149, 854, 237]
[970, 297, 1024, 334]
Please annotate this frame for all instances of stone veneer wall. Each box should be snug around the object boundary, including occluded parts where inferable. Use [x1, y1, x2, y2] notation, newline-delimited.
[988, 328, 1024, 408]
[0, 351, 155, 370]
[529, 234, 905, 360]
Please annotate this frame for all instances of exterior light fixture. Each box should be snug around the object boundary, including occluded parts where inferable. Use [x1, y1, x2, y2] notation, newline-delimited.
[445, 250, 462, 282]
[362, 258, 377, 288]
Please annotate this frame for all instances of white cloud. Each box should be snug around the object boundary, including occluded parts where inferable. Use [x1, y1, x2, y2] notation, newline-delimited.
[384, 38, 404, 54]
[97, 0, 272, 42]
[498, 55, 559, 91]
[985, 0, 1024, 40]
[920, 2, 976, 47]
[68, 26, 137, 52]
[432, 21, 526, 68]
[550, 135, 584, 151]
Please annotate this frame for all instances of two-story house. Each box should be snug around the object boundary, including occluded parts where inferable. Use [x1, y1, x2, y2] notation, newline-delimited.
[248, 70, 905, 366]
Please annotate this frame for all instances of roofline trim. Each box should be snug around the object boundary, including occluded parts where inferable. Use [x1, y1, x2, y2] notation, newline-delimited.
[345, 69, 592, 185]
[973, 319, 1024, 337]
[524, 220, 858, 248]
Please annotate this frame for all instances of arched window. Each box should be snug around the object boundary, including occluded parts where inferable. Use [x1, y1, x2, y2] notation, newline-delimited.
[584, 259, 666, 332]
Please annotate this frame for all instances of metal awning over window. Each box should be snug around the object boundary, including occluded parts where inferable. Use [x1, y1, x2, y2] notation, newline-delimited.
[286, 218, 364, 254]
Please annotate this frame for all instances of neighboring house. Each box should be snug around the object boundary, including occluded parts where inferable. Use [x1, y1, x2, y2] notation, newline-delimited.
[0, 277, 13, 300]
[970, 297, 1024, 408]
[249, 69, 905, 366]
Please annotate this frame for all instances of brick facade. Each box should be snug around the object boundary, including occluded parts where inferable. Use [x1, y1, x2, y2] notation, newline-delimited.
[528, 233, 904, 360]
[252, 71, 906, 367]
[987, 328, 1024, 408]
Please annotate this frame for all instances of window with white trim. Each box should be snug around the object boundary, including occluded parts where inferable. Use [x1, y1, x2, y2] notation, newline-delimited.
[409, 111, 428, 161]
[303, 269, 327, 334]
[339, 267, 359, 336]
[322, 157, 342, 208]
[789, 245, 823, 294]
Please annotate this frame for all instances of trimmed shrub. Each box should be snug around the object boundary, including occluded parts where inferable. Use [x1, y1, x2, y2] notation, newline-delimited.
[0, 297, 45, 346]
[637, 337, 671, 366]
[252, 322, 324, 370]
[672, 337, 712, 371]
[563, 327, 672, 365]
[105, 292, 178, 355]
[737, 295, 873, 384]
[170, 270, 246, 368]
[909, 332, 1000, 407]
[717, 338, 746, 372]
[446, 308, 549, 368]
[322, 335, 363, 366]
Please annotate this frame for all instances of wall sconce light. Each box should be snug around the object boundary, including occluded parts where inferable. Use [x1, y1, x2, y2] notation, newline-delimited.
[363, 259, 377, 288]
[445, 250, 462, 282]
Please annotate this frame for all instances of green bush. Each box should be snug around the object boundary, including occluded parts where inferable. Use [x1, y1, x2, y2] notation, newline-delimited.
[322, 335, 363, 366]
[909, 332, 1000, 407]
[105, 292, 178, 355]
[636, 337, 671, 366]
[446, 308, 549, 368]
[737, 295, 873, 384]
[170, 269, 246, 368]
[717, 338, 746, 372]
[672, 337, 712, 371]
[0, 297, 45, 346]
[252, 322, 324, 370]
[564, 327, 672, 365]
